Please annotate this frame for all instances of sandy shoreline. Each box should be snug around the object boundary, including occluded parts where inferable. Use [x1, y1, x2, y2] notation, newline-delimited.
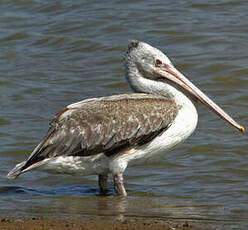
[0, 216, 213, 230]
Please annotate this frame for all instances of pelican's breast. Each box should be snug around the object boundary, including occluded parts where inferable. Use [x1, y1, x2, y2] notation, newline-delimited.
[114, 95, 198, 167]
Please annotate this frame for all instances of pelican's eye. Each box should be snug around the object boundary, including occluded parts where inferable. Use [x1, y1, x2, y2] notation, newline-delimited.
[155, 59, 163, 67]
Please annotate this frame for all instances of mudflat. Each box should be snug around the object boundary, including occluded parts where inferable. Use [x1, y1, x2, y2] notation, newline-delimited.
[0, 216, 212, 230]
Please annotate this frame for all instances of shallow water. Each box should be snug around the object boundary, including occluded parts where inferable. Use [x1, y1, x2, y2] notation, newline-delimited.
[0, 1, 248, 229]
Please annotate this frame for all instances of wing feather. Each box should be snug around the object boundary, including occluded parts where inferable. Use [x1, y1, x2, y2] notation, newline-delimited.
[22, 94, 178, 170]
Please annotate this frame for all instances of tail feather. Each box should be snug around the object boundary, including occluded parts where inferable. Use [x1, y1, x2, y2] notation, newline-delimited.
[7, 161, 26, 180]
[7, 133, 51, 180]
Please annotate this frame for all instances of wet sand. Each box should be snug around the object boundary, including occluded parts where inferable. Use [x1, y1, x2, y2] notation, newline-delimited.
[0, 216, 212, 230]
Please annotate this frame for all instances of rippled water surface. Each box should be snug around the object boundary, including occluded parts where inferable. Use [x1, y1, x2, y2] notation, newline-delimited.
[1, 1, 248, 229]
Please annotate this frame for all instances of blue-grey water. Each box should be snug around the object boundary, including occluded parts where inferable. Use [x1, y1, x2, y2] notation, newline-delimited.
[0, 1, 248, 229]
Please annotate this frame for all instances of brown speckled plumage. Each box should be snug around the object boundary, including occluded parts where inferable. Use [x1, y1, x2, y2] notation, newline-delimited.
[22, 93, 178, 170]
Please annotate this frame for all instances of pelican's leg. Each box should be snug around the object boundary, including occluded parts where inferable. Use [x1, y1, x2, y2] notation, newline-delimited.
[114, 173, 127, 196]
[98, 174, 108, 194]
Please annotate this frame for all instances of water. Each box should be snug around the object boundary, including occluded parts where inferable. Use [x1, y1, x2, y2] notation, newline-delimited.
[0, 0, 248, 229]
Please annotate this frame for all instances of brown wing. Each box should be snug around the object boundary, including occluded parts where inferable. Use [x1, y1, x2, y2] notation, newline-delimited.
[22, 94, 178, 169]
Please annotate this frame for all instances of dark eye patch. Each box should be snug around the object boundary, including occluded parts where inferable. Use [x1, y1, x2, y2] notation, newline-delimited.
[155, 59, 162, 66]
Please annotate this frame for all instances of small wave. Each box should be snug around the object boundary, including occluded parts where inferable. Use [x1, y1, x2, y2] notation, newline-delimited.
[0, 184, 101, 197]
[0, 185, 36, 196]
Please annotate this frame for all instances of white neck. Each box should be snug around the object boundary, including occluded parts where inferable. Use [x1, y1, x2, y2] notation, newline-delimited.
[126, 70, 195, 108]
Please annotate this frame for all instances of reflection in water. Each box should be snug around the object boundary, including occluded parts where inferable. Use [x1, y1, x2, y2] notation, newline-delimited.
[3, 189, 129, 220]
[1, 176, 248, 229]
[113, 198, 128, 221]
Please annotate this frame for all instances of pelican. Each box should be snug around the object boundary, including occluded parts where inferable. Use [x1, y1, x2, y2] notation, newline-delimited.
[7, 40, 244, 196]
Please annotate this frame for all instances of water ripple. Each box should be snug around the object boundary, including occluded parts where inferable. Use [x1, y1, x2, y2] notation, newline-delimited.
[0, 0, 248, 228]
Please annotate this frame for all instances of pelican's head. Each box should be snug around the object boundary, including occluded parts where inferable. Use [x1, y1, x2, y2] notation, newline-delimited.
[125, 40, 245, 134]
[125, 40, 172, 80]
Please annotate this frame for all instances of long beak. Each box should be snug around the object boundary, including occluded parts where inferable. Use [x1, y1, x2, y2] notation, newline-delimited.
[154, 65, 245, 134]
